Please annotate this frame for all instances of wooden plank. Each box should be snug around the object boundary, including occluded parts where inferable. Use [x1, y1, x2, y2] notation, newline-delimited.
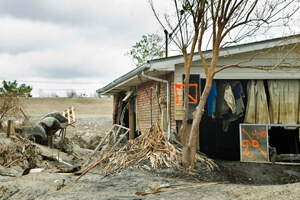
[274, 162, 300, 166]
[67, 108, 71, 124]
[61, 106, 76, 126]
[116, 95, 125, 125]
[129, 97, 134, 140]
[71, 106, 75, 123]
[6, 120, 11, 138]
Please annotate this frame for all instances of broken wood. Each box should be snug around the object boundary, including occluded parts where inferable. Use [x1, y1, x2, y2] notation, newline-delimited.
[61, 106, 76, 126]
[102, 123, 217, 175]
[148, 183, 192, 192]
[129, 97, 134, 140]
[55, 156, 73, 167]
[116, 92, 126, 125]
[136, 181, 230, 196]
[93, 124, 129, 154]
[75, 152, 114, 182]
[6, 120, 11, 138]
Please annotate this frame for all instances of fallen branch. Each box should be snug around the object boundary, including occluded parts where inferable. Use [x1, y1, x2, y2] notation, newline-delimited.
[75, 152, 113, 182]
[4, 159, 19, 168]
[136, 181, 230, 196]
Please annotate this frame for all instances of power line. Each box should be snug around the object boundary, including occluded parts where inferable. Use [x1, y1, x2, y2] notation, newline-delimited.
[2, 79, 104, 85]
[34, 89, 97, 91]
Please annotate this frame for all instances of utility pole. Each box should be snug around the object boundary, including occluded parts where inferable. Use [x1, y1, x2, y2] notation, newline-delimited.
[164, 30, 168, 58]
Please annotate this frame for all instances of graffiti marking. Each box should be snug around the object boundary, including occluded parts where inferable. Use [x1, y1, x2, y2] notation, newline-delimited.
[242, 128, 267, 158]
[175, 83, 198, 105]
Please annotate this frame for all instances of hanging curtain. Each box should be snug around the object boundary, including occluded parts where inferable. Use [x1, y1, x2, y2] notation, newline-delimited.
[244, 80, 270, 124]
[268, 80, 300, 124]
[256, 80, 270, 124]
[268, 80, 280, 124]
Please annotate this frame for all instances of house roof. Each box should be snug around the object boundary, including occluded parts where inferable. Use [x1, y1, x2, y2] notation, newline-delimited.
[97, 34, 300, 95]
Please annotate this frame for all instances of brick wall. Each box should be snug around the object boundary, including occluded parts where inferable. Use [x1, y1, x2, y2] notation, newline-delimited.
[136, 72, 176, 134]
[170, 72, 176, 132]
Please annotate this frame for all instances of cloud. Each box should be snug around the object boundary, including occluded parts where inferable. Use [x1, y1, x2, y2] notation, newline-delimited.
[0, 0, 163, 96]
[0, 0, 98, 26]
[0, 0, 159, 34]
[0, 39, 136, 82]
[0, 16, 77, 54]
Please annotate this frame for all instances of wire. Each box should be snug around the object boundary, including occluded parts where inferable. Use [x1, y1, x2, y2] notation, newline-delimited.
[2, 79, 101, 85]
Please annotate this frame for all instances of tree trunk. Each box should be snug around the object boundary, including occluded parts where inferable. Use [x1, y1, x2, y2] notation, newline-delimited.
[180, 73, 190, 168]
[186, 76, 213, 169]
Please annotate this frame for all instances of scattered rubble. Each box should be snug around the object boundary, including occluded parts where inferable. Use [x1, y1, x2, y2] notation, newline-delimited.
[0, 99, 299, 199]
[0, 135, 42, 170]
[75, 123, 218, 182]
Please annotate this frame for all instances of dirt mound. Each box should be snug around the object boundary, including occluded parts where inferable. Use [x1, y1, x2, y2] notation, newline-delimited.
[21, 97, 113, 117]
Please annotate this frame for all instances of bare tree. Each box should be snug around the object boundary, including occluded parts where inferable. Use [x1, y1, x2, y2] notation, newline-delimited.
[150, 0, 300, 169]
[0, 94, 22, 121]
[66, 89, 77, 98]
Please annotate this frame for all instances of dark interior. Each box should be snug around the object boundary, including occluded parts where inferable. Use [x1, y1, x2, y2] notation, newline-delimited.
[199, 79, 300, 161]
[269, 127, 300, 154]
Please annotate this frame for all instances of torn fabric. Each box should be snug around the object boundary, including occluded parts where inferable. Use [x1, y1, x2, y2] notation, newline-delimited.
[255, 80, 270, 124]
[268, 80, 300, 124]
[244, 80, 270, 124]
[244, 80, 256, 124]
[278, 80, 299, 124]
[222, 81, 245, 132]
[268, 80, 280, 124]
[214, 81, 230, 117]
[213, 81, 235, 118]
[207, 80, 217, 117]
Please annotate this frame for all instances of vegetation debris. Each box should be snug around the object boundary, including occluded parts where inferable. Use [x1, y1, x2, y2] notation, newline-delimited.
[102, 123, 217, 174]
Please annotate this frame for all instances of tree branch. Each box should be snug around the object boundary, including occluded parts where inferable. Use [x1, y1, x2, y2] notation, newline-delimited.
[213, 42, 299, 75]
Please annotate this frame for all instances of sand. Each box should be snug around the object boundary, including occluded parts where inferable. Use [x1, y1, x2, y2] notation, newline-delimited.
[0, 97, 299, 200]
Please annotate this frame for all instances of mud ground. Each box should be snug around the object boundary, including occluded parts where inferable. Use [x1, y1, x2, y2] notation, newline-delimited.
[0, 97, 299, 200]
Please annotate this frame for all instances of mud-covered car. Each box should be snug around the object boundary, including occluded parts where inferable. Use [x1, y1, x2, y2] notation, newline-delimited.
[21, 111, 68, 147]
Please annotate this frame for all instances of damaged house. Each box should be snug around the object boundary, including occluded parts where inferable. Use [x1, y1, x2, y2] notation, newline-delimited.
[97, 35, 300, 163]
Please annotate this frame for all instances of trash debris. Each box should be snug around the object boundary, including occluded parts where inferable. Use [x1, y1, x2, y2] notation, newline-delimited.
[55, 156, 73, 167]
[102, 123, 217, 174]
[0, 137, 41, 169]
[136, 181, 230, 196]
[19, 107, 76, 147]
[148, 183, 191, 192]
[56, 179, 66, 191]
[75, 123, 217, 182]
[0, 186, 11, 196]
[23, 168, 45, 175]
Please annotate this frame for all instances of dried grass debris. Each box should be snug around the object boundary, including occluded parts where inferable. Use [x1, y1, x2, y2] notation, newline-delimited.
[0, 135, 41, 169]
[103, 123, 217, 174]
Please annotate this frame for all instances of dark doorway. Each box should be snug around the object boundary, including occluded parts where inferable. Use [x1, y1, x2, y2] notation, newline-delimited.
[269, 127, 300, 154]
[199, 79, 248, 160]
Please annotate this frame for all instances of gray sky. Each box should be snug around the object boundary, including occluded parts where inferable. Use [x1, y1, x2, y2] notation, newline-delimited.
[1, 0, 299, 97]
[0, 0, 162, 97]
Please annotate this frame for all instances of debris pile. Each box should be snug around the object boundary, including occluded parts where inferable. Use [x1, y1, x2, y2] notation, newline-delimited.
[76, 123, 217, 181]
[103, 123, 217, 174]
[0, 136, 41, 169]
[103, 123, 181, 174]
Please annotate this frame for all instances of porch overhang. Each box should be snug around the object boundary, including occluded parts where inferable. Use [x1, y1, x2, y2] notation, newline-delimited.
[97, 63, 175, 96]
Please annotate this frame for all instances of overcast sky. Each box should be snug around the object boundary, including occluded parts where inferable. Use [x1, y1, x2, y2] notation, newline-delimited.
[0, 0, 163, 97]
[1, 1, 299, 97]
